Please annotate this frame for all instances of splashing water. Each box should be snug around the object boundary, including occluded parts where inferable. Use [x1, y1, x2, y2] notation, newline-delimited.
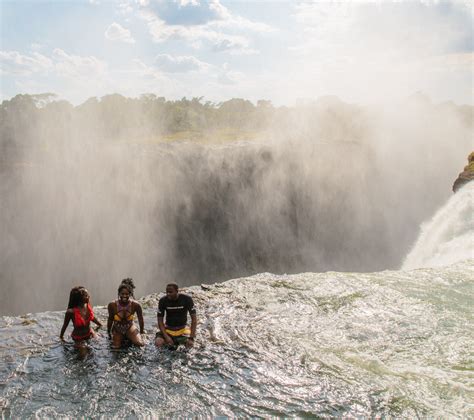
[1, 178, 473, 417]
[403, 182, 474, 269]
[0, 259, 473, 417]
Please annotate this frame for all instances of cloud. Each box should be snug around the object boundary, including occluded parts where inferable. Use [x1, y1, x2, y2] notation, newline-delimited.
[144, 0, 226, 26]
[52, 49, 107, 79]
[0, 48, 114, 104]
[282, 1, 474, 103]
[131, 0, 270, 54]
[0, 49, 107, 80]
[132, 58, 166, 80]
[147, 16, 258, 54]
[154, 54, 210, 73]
[118, 1, 134, 15]
[0, 51, 52, 75]
[217, 69, 243, 85]
[105, 22, 135, 44]
[207, 3, 272, 33]
[30, 43, 43, 51]
[175, 0, 200, 7]
[291, 1, 473, 62]
[211, 38, 258, 55]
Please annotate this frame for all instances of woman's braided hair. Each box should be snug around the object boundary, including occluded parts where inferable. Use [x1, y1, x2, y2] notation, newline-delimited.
[118, 278, 135, 297]
[67, 286, 89, 309]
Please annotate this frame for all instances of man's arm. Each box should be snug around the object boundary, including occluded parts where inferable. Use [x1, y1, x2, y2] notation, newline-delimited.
[157, 315, 166, 333]
[158, 315, 174, 345]
[187, 295, 197, 344]
[190, 313, 197, 339]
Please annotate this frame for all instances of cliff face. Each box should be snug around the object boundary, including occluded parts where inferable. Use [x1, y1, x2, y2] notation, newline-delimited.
[453, 152, 474, 193]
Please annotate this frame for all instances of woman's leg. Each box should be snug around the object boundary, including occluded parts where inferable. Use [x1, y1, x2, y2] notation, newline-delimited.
[112, 331, 123, 349]
[73, 339, 89, 358]
[126, 326, 144, 347]
[155, 335, 166, 347]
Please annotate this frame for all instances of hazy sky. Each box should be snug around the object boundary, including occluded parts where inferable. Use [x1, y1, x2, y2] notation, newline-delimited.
[0, 0, 473, 105]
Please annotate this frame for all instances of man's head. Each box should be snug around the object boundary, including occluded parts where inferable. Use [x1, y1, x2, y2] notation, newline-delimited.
[166, 283, 179, 300]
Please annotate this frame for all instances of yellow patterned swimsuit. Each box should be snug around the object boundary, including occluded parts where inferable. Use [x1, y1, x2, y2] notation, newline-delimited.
[113, 300, 135, 335]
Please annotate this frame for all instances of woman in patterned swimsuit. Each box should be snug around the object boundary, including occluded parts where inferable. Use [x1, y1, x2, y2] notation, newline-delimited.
[107, 278, 145, 348]
[60, 286, 102, 348]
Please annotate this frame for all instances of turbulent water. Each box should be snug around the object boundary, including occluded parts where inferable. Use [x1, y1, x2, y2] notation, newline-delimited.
[403, 182, 474, 269]
[1, 186, 473, 417]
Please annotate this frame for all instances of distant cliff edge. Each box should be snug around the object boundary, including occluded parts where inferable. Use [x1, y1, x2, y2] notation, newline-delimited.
[453, 152, 474, 193]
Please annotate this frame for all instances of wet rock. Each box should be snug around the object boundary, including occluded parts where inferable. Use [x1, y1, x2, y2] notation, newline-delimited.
[452, 151, 474, 193]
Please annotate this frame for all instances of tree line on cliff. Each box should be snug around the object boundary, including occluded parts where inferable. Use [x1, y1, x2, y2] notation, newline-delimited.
[0, 93, 276, 153]
[1, 91, 471, 154]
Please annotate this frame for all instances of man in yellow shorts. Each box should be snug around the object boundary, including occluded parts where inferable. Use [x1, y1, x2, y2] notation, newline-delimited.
[155, 283, 197, 348]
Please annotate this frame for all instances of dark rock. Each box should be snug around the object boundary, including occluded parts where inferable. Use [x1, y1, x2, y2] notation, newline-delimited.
[453, 152, 474, 193]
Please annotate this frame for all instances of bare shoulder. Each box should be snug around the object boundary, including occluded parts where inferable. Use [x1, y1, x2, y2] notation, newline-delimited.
[107, 301, 116, 312]
[132, 301, 142, 311]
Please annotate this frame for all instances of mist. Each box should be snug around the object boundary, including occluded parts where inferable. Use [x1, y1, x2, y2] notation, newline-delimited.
[0, 93, 472, 315]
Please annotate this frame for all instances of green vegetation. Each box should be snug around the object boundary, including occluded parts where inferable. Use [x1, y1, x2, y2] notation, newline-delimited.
[0, 94, 274, 148]
[1, 92, 472, 168]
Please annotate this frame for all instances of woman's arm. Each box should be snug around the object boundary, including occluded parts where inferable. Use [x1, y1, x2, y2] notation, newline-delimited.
[92, 315, 102, 328]
[107, 302, 115, 338]
[135, 302, 145, 334]
[59, 310, 72, 340]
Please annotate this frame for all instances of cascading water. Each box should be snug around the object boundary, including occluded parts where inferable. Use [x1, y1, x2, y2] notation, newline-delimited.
[403, 182, 474, 269]
[1, 185, 473, 417]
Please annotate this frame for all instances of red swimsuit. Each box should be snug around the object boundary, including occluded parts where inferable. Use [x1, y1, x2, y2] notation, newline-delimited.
[71, 303, 94, 341]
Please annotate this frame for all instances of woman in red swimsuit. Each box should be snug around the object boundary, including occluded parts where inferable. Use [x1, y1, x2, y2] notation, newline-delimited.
[60, 286, 102, 347]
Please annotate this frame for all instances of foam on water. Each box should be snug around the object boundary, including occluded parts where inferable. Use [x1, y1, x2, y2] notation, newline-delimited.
[1, 183, 473, 416]
[403, 182, 474, 269]
[1, 260, 473, 417]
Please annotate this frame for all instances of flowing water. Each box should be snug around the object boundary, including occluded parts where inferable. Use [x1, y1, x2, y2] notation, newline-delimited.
[1, 186, 473, 417]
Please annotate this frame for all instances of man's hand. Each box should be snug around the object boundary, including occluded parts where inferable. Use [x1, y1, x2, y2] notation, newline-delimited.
[165, 335, 174, 346]
[185, 337, 194, 348]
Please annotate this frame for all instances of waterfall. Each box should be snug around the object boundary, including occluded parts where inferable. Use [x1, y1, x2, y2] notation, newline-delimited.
[402, 182, 474, 269]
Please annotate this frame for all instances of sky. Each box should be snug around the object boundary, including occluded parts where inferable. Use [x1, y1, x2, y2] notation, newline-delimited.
[0, 0, 473, 106]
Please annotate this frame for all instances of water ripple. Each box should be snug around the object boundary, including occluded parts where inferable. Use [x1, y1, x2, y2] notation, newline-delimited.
[1, 262, 473, 417]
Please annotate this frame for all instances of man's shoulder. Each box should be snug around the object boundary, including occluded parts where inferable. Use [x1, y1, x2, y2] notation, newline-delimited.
[158, 295, 168, 304]
[178, 293, 193, 302]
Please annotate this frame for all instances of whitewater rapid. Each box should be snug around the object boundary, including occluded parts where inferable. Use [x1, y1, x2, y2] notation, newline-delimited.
[403, 182, 473, 269]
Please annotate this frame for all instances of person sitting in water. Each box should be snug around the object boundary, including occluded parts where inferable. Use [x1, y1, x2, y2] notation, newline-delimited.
[60, 286, 102, 345]
[107, 278, 145, 348]
[155, 283, 197, 349]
